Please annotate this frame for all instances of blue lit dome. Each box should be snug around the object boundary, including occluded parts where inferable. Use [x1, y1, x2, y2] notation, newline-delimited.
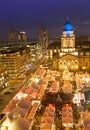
[63, 21, 73, 31]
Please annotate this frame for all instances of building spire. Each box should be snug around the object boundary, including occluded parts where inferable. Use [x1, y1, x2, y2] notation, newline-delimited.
[67, 16, 69, 21]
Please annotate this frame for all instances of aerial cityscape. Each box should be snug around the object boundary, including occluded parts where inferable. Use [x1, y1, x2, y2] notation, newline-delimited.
[0, 0, 90, 130]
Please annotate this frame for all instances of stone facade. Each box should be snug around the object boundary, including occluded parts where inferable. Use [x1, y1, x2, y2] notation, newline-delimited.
[47, 20, 90, 72]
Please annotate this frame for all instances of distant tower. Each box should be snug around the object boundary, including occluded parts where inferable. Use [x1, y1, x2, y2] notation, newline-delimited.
[19, 32, 27, 41]
[8, 30, 27, 41]
[8, 30, 19, 41]
[61, 19, 75, 52]
[39, 27, 49, 49]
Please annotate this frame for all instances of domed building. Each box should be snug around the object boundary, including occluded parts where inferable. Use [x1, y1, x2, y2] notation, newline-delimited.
[47, 20, 90, 72]
[61, 20, 75, 52]
[63, 21, 73, 31]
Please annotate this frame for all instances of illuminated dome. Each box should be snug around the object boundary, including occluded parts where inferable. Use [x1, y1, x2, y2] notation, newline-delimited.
[63, 21, 73, 31]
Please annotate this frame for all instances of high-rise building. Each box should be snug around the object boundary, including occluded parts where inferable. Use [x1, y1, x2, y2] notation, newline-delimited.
[8, 30, 27, 41]
[19, 32, 27, 41]
[0, 46, 30, 78]
[8, 30, 19, 41]
[39, 27, 49, 49]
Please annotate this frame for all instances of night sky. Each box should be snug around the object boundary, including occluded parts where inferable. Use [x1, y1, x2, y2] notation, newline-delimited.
[0, 0, 90, 40]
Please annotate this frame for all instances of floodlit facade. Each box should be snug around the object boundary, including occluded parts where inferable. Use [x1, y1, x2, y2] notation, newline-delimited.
[47, 20, 90, 72]
[29, 43, 42, 62]
[0, 47, 30, 78]
[0, 65, 8, 90]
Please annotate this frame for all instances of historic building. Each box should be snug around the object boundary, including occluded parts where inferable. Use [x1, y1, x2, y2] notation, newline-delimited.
[47, 20, 90, 72]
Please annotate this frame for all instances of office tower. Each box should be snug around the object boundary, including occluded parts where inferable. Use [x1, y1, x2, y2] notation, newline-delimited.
[8, 30, 27, 41]
[8, 30, 19, 41]
[0, 47, 30, 78]
[39, 27, 49, 49]
[19, 32, 27, 41]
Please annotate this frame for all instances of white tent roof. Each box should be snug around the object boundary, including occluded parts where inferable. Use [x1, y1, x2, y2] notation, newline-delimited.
[25, 87, 36, 94]
[3, 99, 18, 113]
[8, 106, 27, 119]
[40, 122, 52, 129]
[18, 99, 31, 109]
[8, 117, 30, 130]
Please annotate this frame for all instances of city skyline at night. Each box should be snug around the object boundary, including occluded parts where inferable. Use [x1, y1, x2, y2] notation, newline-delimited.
[0, 0, 90, 40]
[0, 1, 90, 129]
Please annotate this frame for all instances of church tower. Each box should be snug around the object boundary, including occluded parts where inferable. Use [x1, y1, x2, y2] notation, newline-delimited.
[61, 19, 75, 52]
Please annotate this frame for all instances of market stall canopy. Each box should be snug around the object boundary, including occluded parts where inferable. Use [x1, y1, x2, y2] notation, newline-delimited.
[8, 106, 27, 119]
[18, 99, 31, 109]
[8, 117, 30, 130]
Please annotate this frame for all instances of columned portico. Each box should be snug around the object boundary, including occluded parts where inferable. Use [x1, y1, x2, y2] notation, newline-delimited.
[47, 19, 90, 72]
[59, 59, 78, 71]
[59, 54, 78, 71]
